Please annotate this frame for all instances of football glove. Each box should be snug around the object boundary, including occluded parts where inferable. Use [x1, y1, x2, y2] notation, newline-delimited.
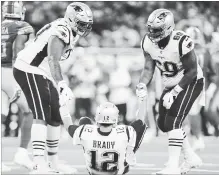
[58, 80, 74, 106]
[163, 85, 183, 109]
[136, 83, 147, 101]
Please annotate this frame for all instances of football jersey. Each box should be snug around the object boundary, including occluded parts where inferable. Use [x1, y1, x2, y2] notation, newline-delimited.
[14, 18, 80, 82]
[1, 20, 34, 67]
[73, 124, 136, 175]
[142, 30, 203, 88]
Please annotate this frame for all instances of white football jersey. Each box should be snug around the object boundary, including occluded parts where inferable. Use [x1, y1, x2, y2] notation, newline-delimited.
[73, 124, 136, 175]
[14, 18, 80, 82]
[142, 30, 203, 88]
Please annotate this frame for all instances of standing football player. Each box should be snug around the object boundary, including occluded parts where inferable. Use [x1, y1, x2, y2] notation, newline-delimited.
[59, 84, 147, 175]
[1, 1, 34, 170]
[136, 9, 204, 174]
[185, 27, 216, 151]
[13, 2, 93, 174]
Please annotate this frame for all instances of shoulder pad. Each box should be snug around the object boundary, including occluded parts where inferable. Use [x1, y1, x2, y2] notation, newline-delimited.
[173, 30, 194, 57]
[17, 21, 34, 35]
[53, 24, 71, 44]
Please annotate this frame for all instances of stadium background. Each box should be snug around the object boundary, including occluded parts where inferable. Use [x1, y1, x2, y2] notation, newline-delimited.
[2, 1, 219, 137]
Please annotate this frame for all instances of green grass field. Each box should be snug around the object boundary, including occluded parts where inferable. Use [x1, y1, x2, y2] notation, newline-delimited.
[2, 136, 219, 174]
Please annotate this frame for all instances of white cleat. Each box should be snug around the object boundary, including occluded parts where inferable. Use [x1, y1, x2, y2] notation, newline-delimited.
[2, 163, 11, 172]
[30, 163, 60, 174]
[14, 147, 33, 170]
[180, 152, 202, 174]
[155, 166, 181, 175]
[48, 162, 78, 174]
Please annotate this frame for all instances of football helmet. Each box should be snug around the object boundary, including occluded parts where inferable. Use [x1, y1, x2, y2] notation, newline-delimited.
[146, 9, 175, 43]
[95, 102, 119, 125]
[65, 2, 93, 37]
[185, 27, 205, 46]
[2, 1, 26, 20]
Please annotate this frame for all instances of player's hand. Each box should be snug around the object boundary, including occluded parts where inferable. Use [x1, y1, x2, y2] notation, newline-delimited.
[58, 80, 74, 106]
[163, 85, 183, 109]
[136, 83, 147, 101]
[10, 85, 22, 103]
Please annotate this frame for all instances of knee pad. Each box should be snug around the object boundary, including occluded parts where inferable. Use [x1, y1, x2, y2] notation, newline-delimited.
[157, 116, 167, 133]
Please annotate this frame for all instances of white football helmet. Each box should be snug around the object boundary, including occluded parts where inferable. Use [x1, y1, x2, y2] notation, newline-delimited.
[2, 1, 26, 20]
[185, 27, 205, 46]
[95, 102, 119, 126]
[65, 2, 93, 37]
[146, 9, 175, 43]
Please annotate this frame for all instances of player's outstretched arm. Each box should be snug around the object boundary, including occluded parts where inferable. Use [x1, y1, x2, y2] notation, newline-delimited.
[136, 93, 147, 123]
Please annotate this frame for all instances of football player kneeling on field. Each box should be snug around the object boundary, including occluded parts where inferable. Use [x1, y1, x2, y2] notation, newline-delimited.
[59, 84, 148, 175]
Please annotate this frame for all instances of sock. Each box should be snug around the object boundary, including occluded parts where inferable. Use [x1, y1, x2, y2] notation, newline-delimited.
[167, 128, 184, 168]
[182, 129, 194, 157]
[20, 112, 33, 149]
[31, 123, 46, 163]
[46, 125, 61, 163]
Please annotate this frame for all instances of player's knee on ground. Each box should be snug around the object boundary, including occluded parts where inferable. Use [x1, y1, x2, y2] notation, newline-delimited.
[157, 116, 167, 133]
[79, 117, 93, 125]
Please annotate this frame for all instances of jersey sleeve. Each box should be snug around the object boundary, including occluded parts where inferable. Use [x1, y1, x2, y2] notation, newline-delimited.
[53, 25, 71, 44]
[179, 35, 194, 57]
[127, 126, 137, 148]
[17, 21, 34, 35]
[130, 120, 147, 153]
[72, 125, 85, 145]
[141, 34, 149, 53]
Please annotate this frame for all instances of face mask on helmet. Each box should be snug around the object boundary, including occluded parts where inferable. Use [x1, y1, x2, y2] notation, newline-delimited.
[147, 25, 165, 43]
[146, 9, 175, 43]
[65, 2, 93, 37]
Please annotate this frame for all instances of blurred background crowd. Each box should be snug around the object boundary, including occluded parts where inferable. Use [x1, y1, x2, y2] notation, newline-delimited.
[2, 1, 219, 142]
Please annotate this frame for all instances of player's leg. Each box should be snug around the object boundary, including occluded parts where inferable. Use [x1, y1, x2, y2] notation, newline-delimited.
[169, 79, 204, 174]
[47, 82, 77, 174]
[188, 98, 205, 151]
[157, 79, 204, 174]
[13, 68, 53, 173]
[46, 81, 61, 166]
[13, 93, 33, 169]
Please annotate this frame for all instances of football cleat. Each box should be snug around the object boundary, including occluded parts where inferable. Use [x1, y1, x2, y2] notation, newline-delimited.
[30, 163, 60, 174]
[14, 147, 33, 170]
[48, 161, 78, 174]
[180, 152, 202, 174]
[155, 166, 181, 175]
[2, 163, 11, 172]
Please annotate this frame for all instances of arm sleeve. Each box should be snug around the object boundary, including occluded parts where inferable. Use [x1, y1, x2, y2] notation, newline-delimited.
[53, 25, 71, 45]
[179, 35, 194, 57]
[17, 22, 34, 35]
[72, 125, 85, 145]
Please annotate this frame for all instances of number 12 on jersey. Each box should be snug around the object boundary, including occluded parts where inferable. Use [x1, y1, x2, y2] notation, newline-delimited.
[89, 150, 119, 172]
